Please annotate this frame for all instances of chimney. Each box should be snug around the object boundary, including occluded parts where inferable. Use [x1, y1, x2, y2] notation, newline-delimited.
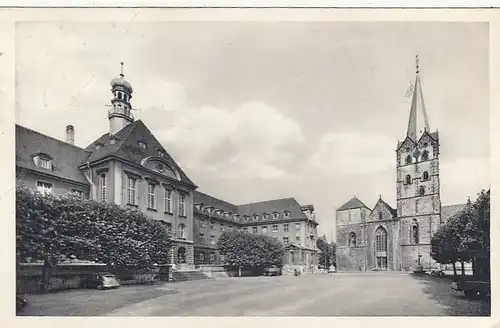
[66, 125, 75, 145]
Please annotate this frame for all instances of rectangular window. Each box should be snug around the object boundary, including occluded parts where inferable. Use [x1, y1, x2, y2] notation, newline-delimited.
[147, 183, 155, 209]
[99, 174, 106, 202]
[284, 224, 289, 232]
[210, 223, 215, 230]
[164, 222, 172, 234]
[179, 193, 186, 216]
[283, 237, 289, 245]
[36, 181, 52, 195]
[210, 253, 216, 262]
[127, 177, 136, 205]
[164, 189, 172, 213]
[296, 236, 300, 244]
[262, 226, 268, 233]
[199, 253, 205, 261]
[39, 158, 51, 169]
[243, 227, 248, 232]
[70, 189, 83, 197]
[210, 235, 215, 245]
[295, 223, 300, 231]
[272, 225, 278, 233]
[252, 227, 258, 233]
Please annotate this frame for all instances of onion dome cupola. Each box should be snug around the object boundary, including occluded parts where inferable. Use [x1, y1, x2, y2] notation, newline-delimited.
[109, 62, 134, 135]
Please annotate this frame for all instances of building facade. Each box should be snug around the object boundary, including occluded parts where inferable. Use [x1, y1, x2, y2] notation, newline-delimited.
[335, 58, 466, 272]
[15, 66, 319, 271]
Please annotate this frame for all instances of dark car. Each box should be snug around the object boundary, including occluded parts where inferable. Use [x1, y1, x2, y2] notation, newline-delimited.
[262, 266, 282, 276]
[81, 273, 120, 290]
[16, 295, 27, 313]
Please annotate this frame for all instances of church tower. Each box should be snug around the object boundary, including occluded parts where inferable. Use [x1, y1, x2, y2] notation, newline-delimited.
[108, 62, 134, 135]
[396, 55, 442, 271]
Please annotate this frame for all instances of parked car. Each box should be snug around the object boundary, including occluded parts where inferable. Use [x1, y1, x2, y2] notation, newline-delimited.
[263, 266, 282, 276]
[16, 295, 27, 313]
[81, 273, 120, 290]
[451, 279, 490, 298]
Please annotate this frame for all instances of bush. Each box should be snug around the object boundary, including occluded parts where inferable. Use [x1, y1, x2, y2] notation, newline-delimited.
[217, 230, 284, 270]
[16, 187, 171, 269]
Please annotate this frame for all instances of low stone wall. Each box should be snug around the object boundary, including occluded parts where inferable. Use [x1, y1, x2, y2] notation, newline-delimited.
[17, 263, 165, 294]
[195, 265, 259, 277]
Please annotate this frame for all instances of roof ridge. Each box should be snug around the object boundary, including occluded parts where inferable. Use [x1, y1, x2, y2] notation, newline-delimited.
[237, 196, 295, 207]
[16, 124, 90, 153]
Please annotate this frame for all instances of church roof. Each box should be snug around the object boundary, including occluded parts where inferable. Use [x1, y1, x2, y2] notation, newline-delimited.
[15, 124, 91, 185]
[337, 197, 370, 211]
[441, 203, 467, 222]
[83, 120, 196, 187]
[377, 197, 398, 217]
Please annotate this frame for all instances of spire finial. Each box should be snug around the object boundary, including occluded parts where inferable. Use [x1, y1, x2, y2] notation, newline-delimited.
[415, 54, 420, 74]
[120, 62, 124, 77]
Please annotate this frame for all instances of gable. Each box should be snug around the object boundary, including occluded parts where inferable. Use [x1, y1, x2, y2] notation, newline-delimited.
[396, 137, 416, 153]
[84, 120, 196, 187]
[369, 199, 396, 221]
[337, 197, 369, 211]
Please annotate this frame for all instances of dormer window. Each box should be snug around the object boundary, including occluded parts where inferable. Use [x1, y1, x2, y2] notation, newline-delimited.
[33, 153, 53, 170]
[284, 211, 290, 218]
[138, 141, 147, 150]
[273, 212, 279, 219]
[232, 215, 239, 221]
[157, 149, 165, 157]
[244, 215, 250, 222]
[263, 213, 270, 220]
[253, 214, 259, 221]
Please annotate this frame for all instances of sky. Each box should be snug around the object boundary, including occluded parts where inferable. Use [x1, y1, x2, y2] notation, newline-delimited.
[15, 21, 490, 242]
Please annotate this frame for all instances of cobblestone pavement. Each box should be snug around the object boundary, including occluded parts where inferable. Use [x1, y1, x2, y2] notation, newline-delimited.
[19, 273, 490, 316]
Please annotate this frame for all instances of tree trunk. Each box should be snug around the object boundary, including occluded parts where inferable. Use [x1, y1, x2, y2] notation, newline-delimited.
[452, 262, 457, 278]
[471, 257, 476, 279]
[461, 261, 465, 276]
[238, 266, 241, 278]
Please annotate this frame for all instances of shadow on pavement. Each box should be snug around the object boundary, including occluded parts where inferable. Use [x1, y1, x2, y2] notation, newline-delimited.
[409, 273, 490, 316]
[18, 283, 179, 317]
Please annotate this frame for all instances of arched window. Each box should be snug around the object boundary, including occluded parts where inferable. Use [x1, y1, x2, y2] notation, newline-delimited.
[178, 224, 186, 239]
[348, 232, 357, 247]
[405, 155, 412, 164]
[422, 150, 429, 161]
[411, 224, 419, 244]
[375, 227, 387, 252]
[405, 174, 412, 184]
[378, 211, 383, 220]
[423, 171, 429, 181]
[118, 92, 123, 100]
[419, 186, 425, 196]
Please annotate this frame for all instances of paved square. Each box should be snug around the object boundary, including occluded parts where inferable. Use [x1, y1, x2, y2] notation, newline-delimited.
[20, 273, 490, 316]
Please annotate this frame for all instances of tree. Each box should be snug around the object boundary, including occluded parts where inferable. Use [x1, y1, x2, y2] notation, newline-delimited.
[431, 188, 490, 280]
[217, 230, 284, 277]
[16, 187, 172, 270]
[316, 236, 336, 268]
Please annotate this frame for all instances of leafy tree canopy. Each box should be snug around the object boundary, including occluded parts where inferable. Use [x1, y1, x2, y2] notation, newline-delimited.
[217, 230, 285, 269]
[16, 187, 172, 269]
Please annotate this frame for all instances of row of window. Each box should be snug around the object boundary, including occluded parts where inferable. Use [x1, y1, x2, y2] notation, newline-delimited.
[404, 171, 430, 184]
[99, 173, 186, 216]
[404, 149, 430, 165]
[161, 222, 188, 239]
[36, 181, 84, 197]
[114, 91, 130, 103]
[206, 233, 311, 247]
[196, 205, 292, 222]
[201, 220, 303, 233]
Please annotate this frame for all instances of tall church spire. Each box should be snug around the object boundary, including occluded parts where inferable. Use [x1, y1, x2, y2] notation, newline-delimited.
[406, 54, 430, 141]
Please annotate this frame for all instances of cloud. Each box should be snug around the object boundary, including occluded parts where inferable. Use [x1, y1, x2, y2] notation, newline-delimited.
[307, 132, 395, 177]
[137, 81, 304, 180]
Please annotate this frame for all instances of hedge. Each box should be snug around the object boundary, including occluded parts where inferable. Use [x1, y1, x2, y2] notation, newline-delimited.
[16, 187, 171, 269]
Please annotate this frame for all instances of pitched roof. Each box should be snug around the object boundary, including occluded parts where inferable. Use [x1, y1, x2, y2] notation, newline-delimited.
[441, 203, 467, 222]
[193, 190, 238, 213]
[16, 124, 91, 185]
[378, 198, 398, 217]
[337, 197, 370, 211]
[84, 120, 196, 187]
[237, 197, 307, 220]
